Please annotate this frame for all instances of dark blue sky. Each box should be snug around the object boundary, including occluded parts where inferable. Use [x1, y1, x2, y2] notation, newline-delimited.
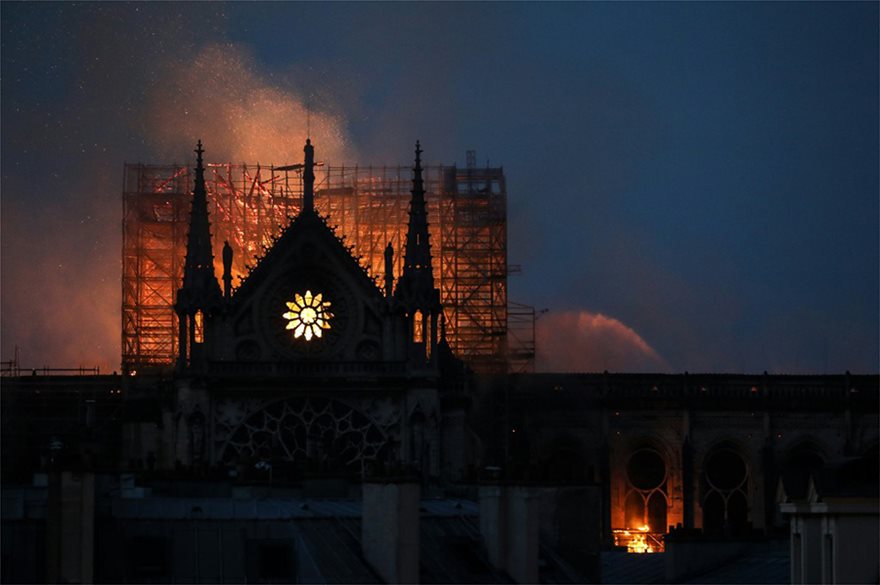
[2, 2, 877, 373]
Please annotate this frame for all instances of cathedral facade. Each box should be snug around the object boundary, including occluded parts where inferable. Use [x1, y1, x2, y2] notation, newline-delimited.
[138, 139, 467, 483]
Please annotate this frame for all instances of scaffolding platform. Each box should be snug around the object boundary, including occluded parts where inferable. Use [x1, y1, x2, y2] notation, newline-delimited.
[122, 160, 533, 372]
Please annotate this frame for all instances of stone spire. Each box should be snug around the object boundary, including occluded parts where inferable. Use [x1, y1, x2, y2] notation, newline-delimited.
[179, 140, 222, 309]
[400, 141, 434, 292]
[175, 141, 222, 371]
[396, 141, 441, 363]
[303, 138, 315, 213]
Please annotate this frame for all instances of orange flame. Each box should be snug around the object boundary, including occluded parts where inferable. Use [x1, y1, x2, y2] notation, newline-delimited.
[612, 525, 664, 554]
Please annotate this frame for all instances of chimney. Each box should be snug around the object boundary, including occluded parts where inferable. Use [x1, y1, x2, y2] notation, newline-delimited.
[362, 479, 420, 583]
[46, 472, 95, 584]
[479, 484, 539, 583]
[479, 485, 507, 568]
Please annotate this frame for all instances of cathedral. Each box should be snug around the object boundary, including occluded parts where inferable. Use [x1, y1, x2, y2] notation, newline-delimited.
[160, 138, 463, 483]
[1, 137, 877, 584]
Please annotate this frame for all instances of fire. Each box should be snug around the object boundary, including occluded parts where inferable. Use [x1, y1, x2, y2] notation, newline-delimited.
[612, 525, 664, 554]
[628, 527, 654, 554]
[122, 161, 513, 371]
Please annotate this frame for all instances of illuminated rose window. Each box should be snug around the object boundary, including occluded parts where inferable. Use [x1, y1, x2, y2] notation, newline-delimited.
[282, 290, 332, 341]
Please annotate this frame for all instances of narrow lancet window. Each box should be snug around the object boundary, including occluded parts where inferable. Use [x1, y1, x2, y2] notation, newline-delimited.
[413, 310, 424, 343]
[194, 310, 204, 344]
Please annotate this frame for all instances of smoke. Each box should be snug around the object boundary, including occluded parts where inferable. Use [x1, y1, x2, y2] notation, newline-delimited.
[1, 173, 121, 372]
[536, 310, 667, 373]
[5, 4, 875, 375]
[1, 6, 356, 371]
[145, 44, 354, 165]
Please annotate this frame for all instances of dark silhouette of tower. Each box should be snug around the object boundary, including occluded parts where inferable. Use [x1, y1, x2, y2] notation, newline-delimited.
[174, 141, 222, 371]
[395, 141, 441, 362]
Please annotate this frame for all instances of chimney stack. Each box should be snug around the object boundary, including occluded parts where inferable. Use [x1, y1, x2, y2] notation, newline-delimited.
[362, 479, 421, 583]
[46, 472, 95, 584]
[479, 484, 539, 583]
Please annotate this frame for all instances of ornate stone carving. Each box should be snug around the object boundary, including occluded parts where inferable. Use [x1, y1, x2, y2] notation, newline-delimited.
[214, 396, 399, 472]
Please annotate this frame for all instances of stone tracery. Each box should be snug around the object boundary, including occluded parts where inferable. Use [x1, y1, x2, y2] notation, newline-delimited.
[215, 397, 399, 472]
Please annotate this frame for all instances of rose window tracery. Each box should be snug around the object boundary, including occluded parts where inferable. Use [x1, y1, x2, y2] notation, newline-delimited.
[283, 290, 332, 341]
[261, 269, 353, 359]
[215, 397, 396, 473]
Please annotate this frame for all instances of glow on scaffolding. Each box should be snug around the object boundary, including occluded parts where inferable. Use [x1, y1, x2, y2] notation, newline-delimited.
[122, 160, 526, 372]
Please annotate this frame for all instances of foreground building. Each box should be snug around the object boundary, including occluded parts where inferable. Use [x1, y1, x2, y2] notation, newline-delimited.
[2, 139, 877, 583]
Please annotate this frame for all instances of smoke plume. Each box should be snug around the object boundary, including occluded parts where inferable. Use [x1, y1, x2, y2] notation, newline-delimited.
[536, 310, 667, 373]
[1, 6, 356, 371]
[145, 44, 354, 165]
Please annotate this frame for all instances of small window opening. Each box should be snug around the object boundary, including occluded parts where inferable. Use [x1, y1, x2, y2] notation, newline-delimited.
[413, 310, 423, 343]
[194, 310, 204, 344]
[425, 328, 432, 360]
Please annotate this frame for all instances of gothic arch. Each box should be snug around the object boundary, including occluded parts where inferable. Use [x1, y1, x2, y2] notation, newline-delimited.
[783, 437, 828, 471]
[617, 435, 676, 532]
[623, 434, 678, 470]
[699, 440, 751, 534]
[188, 409, 207, 465]
[623, 447, 669, 532]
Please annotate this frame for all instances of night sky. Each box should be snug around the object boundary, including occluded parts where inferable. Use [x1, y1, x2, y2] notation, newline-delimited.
[2, 2, 877, 374]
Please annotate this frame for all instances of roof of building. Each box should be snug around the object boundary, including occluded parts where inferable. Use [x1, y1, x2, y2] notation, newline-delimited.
[99, 496, 479, 520]
[681, 545, 789, 584]
[601, 541, 791, 585]
[600, 551, 665, 584]
[810, 454, 879, 500]
[296, 517, 381, 584]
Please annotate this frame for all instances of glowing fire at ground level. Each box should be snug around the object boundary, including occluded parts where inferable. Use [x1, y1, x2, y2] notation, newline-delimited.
[613, 526, 666, 553]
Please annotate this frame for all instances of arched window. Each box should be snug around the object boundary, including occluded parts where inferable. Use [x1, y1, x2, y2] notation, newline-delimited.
[624, 449, 668, 532]
[193, 310, 204, 344]
[702, 447, 749, 534]
[786, 442, 825, 476]
[772, 441, 826, 529]
[413, 310, 423, 343]
[188, 411, 206, 464]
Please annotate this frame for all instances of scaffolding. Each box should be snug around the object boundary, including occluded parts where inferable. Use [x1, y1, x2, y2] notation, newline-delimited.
[507, 302, 537, 374]
[122, 160, 533, 372]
